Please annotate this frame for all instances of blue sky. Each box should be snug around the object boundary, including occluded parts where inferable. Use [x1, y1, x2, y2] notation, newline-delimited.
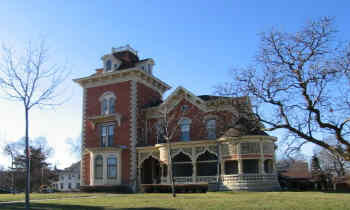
[0, 1, 349, 168]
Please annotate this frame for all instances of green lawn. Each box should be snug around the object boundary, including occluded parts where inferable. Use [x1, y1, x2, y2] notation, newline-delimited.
[0, 192, 349, 210]
[0, 192, 94, 202]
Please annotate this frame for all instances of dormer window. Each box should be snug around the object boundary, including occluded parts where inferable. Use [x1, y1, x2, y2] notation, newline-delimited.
[105, 60, 112, 71]
[148, 63, 153, 74]
[99, 92, 116, 115]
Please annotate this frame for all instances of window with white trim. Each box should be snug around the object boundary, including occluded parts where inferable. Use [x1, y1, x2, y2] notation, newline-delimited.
[100, 92, 116, 115]
[100, 124, 115, 147]
[105, 60, 112, 71]
[107, 156, 117, 179]
[95, 155, 103, 179]
[180, 118, 191, 141]
[206, 119, 216, 139]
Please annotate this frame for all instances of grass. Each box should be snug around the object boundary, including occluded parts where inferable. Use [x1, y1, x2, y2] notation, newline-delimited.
[0, 191, 349, 210]
[0, 192, 94, 202]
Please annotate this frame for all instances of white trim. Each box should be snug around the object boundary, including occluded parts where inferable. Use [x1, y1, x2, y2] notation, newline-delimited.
[160, 86, 207, 112]
[90, 151, 122, 186]
[99, 91, 116, 102]
[73, 68, 171, 95]
[81, 88, 87, 186]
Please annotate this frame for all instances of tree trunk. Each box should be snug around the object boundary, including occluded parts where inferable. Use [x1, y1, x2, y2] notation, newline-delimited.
[216, 142, 221, 191]
[167, 139, 176, 198]
[25, 108, 30, 210]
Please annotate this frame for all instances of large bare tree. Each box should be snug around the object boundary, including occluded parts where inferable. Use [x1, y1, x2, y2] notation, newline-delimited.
[0, 41, 68, 209]
[217, 17, 350, 161]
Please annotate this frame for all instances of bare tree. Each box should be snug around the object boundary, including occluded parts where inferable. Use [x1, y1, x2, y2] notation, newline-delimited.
[3, 142, 21, 194]
[217, 17, 350, 161]
[0, 41, 68, 209]
[65, 136, 81, 159]
[156, 105, 188, 198]
[314, 137, 350, 177]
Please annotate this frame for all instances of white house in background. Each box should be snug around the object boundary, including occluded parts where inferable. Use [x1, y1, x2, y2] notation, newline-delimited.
[53, 161, 81, 191]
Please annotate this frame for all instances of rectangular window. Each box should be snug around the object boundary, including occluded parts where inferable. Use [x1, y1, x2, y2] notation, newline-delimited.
[243, 159, 259, 174]
[101, 126, 108, 147]
[225, 160, 238, 174]
[206, 119, 216, 140]
[60, 183, 63, 189]
[68, 183, 71, 189]
[107, 157, 117, 179]
[181, 124, 190, 141]
[108, 125, 114, 146]
[240, 142, 260, 154]
[101, 124, 115, 147]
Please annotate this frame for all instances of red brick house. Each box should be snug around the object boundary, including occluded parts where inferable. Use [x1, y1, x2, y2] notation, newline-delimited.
[74, 45, 280, 192]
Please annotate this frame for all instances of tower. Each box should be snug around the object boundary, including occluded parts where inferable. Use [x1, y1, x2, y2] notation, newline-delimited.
[74, 45, 170, 190]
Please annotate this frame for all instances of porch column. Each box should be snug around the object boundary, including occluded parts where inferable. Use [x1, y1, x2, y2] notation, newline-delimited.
[237, 142, 242, 175]
[259, 140, 265, 174]
[238, 159, 243, 174]
[221, 160, 225, 175]
[90, 152, 95, 186]
[167, 163, 171, 184]
[192, 147, 196, 183]
[160, 164, 164, 179]
[138, 167, 142, 185]
[192, 161, 197, 183]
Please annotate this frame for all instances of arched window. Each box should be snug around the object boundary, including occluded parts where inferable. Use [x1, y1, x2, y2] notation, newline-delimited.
[100, 92, 116, 115]
[196, 151, 217, 176]
[173, 152, 192, 177]
[105, 60, 112, 71]
[206, 119, 216, 139]
[107, 156, 117, 179]
[95, 155, 103, 179]
[179, 118, 191, 141]
[109, 98, 115, 114]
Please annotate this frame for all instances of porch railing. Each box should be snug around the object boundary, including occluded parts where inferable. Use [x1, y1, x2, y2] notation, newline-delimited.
[161, 174, 277, 184]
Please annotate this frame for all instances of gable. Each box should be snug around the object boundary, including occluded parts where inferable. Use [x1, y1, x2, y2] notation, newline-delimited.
[160, 86, 207, 112]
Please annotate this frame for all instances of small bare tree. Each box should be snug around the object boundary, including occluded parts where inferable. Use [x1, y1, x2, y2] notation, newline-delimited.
[217, 17, 350, 161]
[3, 142, 21, 194]
[0, 41, 68, 209]
[156, 104, 191, 198]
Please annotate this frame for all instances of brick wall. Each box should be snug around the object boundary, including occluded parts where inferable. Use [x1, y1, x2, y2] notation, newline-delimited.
[84, 81, 132, 184]
[83, 153, 90, 185]
[146, 98, 234, 144]
[136, 82, 162, 146]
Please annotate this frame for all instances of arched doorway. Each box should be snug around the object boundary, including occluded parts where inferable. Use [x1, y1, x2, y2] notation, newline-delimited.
[173, 152, 193, 177]
[141, 156, 161, 184]
[196, 151, 218, 176]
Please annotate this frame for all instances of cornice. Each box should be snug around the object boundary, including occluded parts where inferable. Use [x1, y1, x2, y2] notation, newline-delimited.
[88, 113, 122, 127]
[73, 68, 171, 94]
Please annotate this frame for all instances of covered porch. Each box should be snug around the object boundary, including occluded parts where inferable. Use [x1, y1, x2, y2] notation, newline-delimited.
[136, 137, 280, 191]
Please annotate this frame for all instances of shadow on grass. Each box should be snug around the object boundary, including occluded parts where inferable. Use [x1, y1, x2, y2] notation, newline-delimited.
[0, 203, 175, 210]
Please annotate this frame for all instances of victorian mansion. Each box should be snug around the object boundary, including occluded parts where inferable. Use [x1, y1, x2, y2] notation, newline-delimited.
[74, 45, 280, 192]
